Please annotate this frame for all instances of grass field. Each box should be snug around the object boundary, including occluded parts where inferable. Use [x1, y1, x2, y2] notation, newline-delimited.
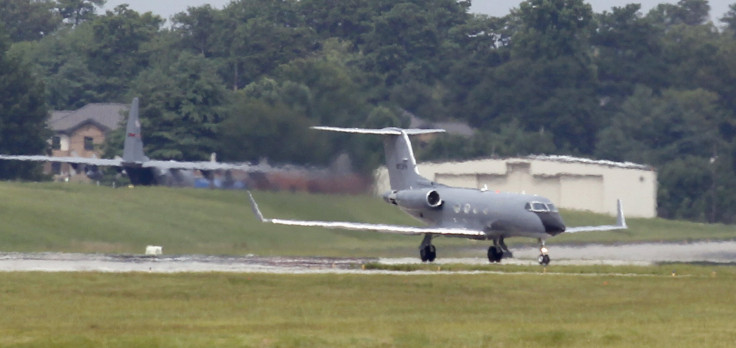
[1, 265, 735, 347]
[1, 181, 736, 258]
[2, 182, 736, 347]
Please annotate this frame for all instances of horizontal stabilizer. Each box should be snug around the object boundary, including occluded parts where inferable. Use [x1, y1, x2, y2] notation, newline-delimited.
[247, 192, 485, 237]
[311, 126, 445, 136]
[565, 199, 627, 233]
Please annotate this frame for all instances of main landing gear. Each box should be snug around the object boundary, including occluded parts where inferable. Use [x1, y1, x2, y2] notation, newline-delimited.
[487, 237, 513, 263]
[538, 239, 550, 266]
[419, 234, 436, 262]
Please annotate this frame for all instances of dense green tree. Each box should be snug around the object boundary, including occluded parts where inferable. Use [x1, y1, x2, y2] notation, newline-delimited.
[592, 5, 668, 102]
[219, 96, 324, 165]
[360, 0, 469, 87]
[709, 35, 736, 112]
[442, 14, 513, 122]
[10, 24, 103, 109]
[213, 0, 318, 90]
[171, 5, 222, 57]
[85, 5, 163, 100]
[419, 120, 557, 162]
[461, 0, 600, 154]
[299, 0, 377, 44]
[511, 0, 594, 60]
[0, 28, 50, 179]
[218, 51, 378, 167]
[0, 0, 60, 42]
[722, 3, 736, 34]
[646, 0, 710, 28]
[659, 23, 720, 90]
[597, 86, 729, 221]
[597, 87, 725, 162]
[124, 52, 229, 161]
[57, 0, 106, 26]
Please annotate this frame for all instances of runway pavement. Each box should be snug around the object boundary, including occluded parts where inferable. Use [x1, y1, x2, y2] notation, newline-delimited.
[1, 240, 734, 273]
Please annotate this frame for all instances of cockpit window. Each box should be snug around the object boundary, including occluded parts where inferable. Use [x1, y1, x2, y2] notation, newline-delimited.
[526, 201, 553, 213]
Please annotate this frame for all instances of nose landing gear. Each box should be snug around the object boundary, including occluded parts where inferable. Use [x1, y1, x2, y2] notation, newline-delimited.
[538, 239, 550, 265]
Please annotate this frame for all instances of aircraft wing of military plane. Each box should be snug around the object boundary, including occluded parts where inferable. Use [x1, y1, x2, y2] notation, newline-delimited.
[0, 98, 266, 186]
[248, 126, 627, 265]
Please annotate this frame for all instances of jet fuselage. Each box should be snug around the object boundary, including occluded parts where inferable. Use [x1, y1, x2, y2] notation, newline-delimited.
[385, 186, 566, 241]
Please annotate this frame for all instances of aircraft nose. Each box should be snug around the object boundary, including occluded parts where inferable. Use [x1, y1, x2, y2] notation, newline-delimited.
[539, 213, 566, 236]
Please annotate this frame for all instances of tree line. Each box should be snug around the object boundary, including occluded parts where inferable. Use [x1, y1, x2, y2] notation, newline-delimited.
[1, 0, 736, 223]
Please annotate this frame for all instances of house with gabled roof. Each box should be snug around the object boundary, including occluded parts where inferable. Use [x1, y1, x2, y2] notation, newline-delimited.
[47, 102, 127, 181]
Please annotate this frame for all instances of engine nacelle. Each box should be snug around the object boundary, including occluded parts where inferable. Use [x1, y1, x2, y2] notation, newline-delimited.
[383, 189, 443, 211]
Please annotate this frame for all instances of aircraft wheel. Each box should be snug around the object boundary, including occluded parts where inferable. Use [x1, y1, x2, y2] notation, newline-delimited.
[420, 245, 436, 262]
[420, 248, 429, 262]
[487, 246, 503, 263]
[427, 245, 437, 262]
[538, 254, 550, 266]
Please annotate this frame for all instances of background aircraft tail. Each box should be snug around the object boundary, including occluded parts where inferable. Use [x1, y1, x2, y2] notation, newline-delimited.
[122, 98, 148, 163]
[311, 127, 445, 191]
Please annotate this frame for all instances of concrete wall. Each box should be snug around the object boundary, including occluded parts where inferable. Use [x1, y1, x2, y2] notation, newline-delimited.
[374, 156, 657, 218]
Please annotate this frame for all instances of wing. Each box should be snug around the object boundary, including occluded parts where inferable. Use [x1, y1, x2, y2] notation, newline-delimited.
[0, 154, 267, 172]
[0, 154, 122, 167]
[142, 160, 264, 171]
[564, 199, 628, 233]
[247, 192, 485, 237]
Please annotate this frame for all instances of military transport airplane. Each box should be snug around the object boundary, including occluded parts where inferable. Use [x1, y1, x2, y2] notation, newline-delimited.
[248, 126, 626, 265]
[0, 98, 267, 186]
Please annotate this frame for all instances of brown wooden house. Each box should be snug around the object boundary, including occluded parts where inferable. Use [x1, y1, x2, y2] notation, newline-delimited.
[46, 103, 127, 181]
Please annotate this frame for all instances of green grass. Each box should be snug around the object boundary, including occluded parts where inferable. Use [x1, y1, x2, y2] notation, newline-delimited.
[3, 182, 736, 347]
[554, 209, 736, 244]
[0, 181, 420, 257]
[1, 181, 735, 258]
[0, 266, 735, 347]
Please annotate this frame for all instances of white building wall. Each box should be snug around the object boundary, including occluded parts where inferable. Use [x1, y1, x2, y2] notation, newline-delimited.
[374, 156, 657, 218]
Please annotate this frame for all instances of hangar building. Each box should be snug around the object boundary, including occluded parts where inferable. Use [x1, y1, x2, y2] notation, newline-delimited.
[374, 155, 657, 218]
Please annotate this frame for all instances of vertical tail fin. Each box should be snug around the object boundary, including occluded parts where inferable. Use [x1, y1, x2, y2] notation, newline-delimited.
[311, 127, 445, 190]
[122, 97, 148, 163]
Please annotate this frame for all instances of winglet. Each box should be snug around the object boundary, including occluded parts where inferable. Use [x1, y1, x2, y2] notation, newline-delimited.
[247, 191, 267, 223]
[616, 199, 627, 228]
[563, 199, 628, 233]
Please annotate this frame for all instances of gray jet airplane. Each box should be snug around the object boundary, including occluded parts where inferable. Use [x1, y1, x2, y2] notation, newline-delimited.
[0, 98, 267, 186]
[248, 126, 627, 265]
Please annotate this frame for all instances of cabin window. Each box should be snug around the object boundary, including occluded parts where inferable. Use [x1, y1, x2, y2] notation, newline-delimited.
[527, 201, 550, 212]
[453, 204, 461, 213]
[463, 203, 471, 214]
[84, 137, 94, 151]
[51, 136, 61, 150]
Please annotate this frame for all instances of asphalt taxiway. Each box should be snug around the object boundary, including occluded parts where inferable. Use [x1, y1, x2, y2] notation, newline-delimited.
[1, 241, 734, 273]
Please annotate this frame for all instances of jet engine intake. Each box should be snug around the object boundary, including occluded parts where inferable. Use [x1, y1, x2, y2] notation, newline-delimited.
[383, 189, 443, 210]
